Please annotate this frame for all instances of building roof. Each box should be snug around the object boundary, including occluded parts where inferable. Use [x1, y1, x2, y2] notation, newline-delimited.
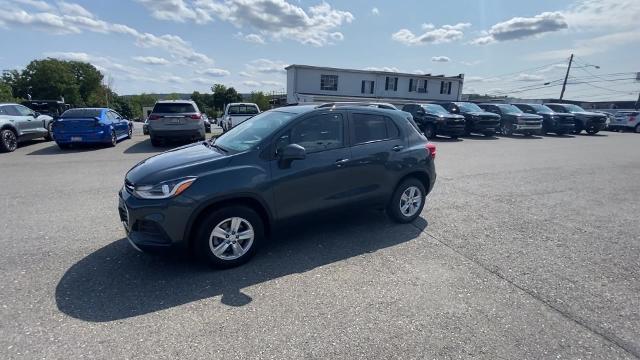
[285, 64, 464, 80]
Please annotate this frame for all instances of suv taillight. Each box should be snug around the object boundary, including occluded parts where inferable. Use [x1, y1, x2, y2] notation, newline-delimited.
[426, 143, 436, 159]
[148, 114, 160, 120]
[190, 113, 202, 120]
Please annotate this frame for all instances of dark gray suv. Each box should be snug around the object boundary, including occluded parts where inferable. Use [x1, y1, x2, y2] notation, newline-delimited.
[119, 105, 437, 268]
[147, 100, 206, 146]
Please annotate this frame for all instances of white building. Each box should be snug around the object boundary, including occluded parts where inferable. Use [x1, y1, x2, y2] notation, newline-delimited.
[286, 65, 464, 105]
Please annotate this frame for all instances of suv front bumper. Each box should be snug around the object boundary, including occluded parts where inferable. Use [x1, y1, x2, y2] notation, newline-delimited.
[118, 188, 192, 252]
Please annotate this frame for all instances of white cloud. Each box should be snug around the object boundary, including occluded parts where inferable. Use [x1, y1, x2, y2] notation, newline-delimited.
[0, 2, 213, 65]
[243, 80, 261, 87]
[14, 0, 51, 11]
[364, 66, 401, 73]
[392, 23, 470, 45]
[57, 1, 94, 18]
[136, 0, 211, 24]
[44, 52, 139, 76]
[246, 59, 288, 74]
[530, 31, 640, 60]
[137, 0, 354, 47]
[515, 73, 544, 82]
[198, 68, 231, 77]
[234, 32, 266, 44]
[260, 80, 282, 86]
[133, 56, 170, 65]
[431, 56, 450, 62]
[471, 12, 568, 45]
[238, 71, 253, 77]
[537, 63, 567, 73]
[563, 0, 640, 30]
[371, 7, 379, 15]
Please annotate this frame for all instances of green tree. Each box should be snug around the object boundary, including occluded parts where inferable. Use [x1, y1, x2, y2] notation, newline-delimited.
[249, 91, 270, 111]
[0, 82, 16, 102]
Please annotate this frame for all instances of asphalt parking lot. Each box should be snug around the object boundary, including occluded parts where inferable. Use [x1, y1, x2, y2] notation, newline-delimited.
[1, 128, 639, 359]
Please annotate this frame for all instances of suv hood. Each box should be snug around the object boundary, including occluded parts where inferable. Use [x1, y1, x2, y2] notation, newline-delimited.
[465, 111, 500, 118]
[570, 111, 605, 117]
[126, 142, 230, 185]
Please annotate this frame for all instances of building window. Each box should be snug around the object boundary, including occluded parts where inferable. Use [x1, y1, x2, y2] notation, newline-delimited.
[440, 81, 452, 95]
[409, 79, 416, 92]
[385, 76, 398, 91]
[320, 74, 338, 91]
[361, 80, 375, 94]
[418, 79, 428, 93]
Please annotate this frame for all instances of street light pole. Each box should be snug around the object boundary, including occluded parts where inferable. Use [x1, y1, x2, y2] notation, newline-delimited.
[559, 54, 573, 101]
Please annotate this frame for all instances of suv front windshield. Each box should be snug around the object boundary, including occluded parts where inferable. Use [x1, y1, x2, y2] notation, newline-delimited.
[561, 104, 586, 112]
[455, 102, 483, 112]
[496, 104, 524, 114]
[214, 110, 296, 152]
[422, 104, 449, 115]
[529, 104, 554, 113]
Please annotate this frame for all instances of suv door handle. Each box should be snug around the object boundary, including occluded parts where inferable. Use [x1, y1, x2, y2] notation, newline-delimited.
[335, 158, 349, 167]
[392, 145, 404, 152]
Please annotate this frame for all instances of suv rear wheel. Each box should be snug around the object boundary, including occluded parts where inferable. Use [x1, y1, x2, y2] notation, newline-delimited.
[150, 136, 161, 147]
[387, 178, 426, 223]
[0, 129, 18, 152]
[196, 206, 264, 268]
[423, 124, 436, 139]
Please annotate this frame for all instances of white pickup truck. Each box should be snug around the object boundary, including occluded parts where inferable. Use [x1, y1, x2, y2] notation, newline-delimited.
[221, 103, 260, 132]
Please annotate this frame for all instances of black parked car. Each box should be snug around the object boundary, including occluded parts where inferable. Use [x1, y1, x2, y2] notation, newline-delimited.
[478, 103, 543, 136]
[544, 103, 607, 135]
[512, 103, 575, 135]
[437, 102, 500, 136]
[119, 105, 437, 268]
[401, 103, 465, 139]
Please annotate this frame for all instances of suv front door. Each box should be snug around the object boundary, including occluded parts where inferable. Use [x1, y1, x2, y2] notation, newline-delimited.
[270, 111, 353, 219]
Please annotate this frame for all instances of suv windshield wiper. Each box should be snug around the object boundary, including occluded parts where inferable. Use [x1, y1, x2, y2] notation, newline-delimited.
[207, 139, 228, 153]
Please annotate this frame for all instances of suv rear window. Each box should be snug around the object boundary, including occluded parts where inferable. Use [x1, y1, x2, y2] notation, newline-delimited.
[351, 113, 397, 144]
[61, 109, 102, 118]
[228, 105, 259, 115]
[153, 103, 196, 113]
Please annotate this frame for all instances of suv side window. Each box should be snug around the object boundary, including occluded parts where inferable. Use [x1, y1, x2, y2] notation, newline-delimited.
[351, 113, 395, 145]
[106, 111, 117, 122]
[278, 113, 345, 154]
[15, 105, 34, 116]
[4, 105, 22, 116]
[0, 106, 8, 115]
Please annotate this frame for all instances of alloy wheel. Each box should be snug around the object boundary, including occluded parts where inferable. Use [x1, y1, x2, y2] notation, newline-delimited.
[209, 217, 254, 260]
[399, 186, 422, 217]
[3, 130, 17, 151]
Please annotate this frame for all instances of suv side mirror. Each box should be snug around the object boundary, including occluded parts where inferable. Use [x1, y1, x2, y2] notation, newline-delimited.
[33, 112, 40, 117]
[278, 144, 306, 167]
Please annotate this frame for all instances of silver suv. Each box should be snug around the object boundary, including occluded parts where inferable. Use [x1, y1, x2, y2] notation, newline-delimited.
[0, 103, 53, 152]
[147, 100, 205, 146]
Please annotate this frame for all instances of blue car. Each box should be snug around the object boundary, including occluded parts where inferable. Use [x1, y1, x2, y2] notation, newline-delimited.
[52, 108, 132, 149]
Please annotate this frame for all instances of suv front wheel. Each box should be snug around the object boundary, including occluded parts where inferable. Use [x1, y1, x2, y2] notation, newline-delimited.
[196, 206, 264, 268]
[387, 178, 426, 223]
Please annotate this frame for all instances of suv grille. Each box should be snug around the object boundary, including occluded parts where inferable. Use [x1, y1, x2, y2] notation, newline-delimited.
[118, 205, 129, 227]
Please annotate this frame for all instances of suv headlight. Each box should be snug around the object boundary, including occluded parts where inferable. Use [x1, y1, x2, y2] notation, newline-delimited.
[133, 177, 197, 199]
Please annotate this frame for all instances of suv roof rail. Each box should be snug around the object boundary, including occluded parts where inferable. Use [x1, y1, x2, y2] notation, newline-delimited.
[316, 102, 391, 108]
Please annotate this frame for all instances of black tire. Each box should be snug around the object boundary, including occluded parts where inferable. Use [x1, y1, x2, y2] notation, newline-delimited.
[586, 129, 599, 135]
[387, 178, 426, 224]
[57, 143, 71, 150]
[635, 124, 640, 133]
[423, 124, 436, 139]
[195, 206, 264, 268]
[0, 129, 18, 152]
[573, 122, 583, 134]
[501, 122, 513, 136]
[44, 123, 53, 141]
[127, 125, 133, 139]
[109, 131, 117, 147]
[556, 131, 566, 136]
[150, 136, 161, 147]
[483, 131, 495, 137]
[450, 135, 458, 140]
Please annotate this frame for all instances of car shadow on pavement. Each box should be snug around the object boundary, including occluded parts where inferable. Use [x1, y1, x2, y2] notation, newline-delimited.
[462, 134, 500, 141]
[55, 211, 428, 322]
[496, 134, 544, 140]
[123, 138, 169, 154]
[27, 143, 108, 155]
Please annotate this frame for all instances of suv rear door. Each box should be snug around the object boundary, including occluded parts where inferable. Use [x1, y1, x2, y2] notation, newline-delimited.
[346, 111, 406, 203]
[5, 105, 33, 137]
[270, 111, 353, 219]
[149, 102, 199, 130]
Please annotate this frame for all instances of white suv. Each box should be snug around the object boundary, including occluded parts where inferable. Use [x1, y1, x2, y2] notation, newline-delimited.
[609, 111, 640, 133]
[222, 103, 260, 132]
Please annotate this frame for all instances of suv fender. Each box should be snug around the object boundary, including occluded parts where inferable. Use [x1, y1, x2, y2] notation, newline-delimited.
[0, 123, 19, 137]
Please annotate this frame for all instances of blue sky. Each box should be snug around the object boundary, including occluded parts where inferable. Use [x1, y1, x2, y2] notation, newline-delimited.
[0, 0, 638, 100]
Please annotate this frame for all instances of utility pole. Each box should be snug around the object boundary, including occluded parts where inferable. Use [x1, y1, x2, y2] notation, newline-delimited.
[635, 92, 640, 110]
[559, 53, 574, 101]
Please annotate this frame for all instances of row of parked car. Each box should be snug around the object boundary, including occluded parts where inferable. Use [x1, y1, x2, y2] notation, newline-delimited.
[398, 101, 611, 139]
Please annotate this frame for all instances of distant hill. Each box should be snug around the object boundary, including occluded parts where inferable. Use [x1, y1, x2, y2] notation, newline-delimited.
[120, 93, 192, 100]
